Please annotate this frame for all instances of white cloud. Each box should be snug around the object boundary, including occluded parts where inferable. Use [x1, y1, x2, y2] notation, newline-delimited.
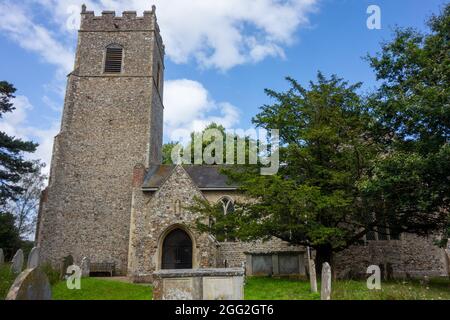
[0, 2, 74, 74]
[0, 96, 59, 173]
[0, 0, 318, 168]
[164, 79, 240, 141]
[30, 0, 318, 71]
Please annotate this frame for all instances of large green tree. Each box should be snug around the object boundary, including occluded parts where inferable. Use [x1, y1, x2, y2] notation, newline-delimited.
[191, 73, 378, 270]
[362, 4, 449, 246]
[190, 5, 450, 270]
[0, 82, 38, 208]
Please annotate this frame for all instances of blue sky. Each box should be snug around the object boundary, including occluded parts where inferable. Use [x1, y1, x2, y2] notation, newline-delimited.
[0, 0, 447, 170]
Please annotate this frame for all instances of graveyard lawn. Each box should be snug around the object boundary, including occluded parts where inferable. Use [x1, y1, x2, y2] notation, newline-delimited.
[52, 278, 152, 300]
[49, 277, 450, 300]
[0, 264, 16, 299]
[244, 277, 450, 300]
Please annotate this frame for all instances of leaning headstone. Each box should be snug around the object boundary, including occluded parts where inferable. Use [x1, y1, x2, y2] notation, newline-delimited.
[6, 267, 52, 300]
[309, 259, 318, 293]
[60, 255, 74, 279]
[27, 247, 40, 269]
[0, 248, 4, 266]
[81, 257, 90, 277]
[11, 249, 24, 274]
[321, 262, 331, 300]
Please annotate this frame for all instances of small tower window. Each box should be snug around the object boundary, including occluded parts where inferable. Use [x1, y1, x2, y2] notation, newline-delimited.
[104, 45, 123, 73]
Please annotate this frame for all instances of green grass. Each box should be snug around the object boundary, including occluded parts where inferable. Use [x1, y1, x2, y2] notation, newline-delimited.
[332, 278, 450, 300]
[0, 264, 16, 299]
[245, 277, 320, 300]
[52, 278, 152, 300]
[244, 277, 450, 300]
[43, 276, 450, 300]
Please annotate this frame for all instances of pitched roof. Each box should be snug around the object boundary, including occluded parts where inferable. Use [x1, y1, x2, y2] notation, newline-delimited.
[141, 165, 239, 191]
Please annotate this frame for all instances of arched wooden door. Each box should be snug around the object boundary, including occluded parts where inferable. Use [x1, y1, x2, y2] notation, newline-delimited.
[161, 229, 193, 269]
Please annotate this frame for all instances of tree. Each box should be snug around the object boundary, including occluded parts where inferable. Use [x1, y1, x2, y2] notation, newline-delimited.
[362, 4, 449, 246]
[191, 73, 378, 271]
[190, 5, 450, 272]
[6, 161, 47, 239]
[0, 81, 38, 207]
[0, 212, 21, 254]
[162, 123, 253, 165]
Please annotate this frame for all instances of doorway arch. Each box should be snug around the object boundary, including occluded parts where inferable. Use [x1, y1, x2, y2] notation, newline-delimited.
[161, 228, 193, 269]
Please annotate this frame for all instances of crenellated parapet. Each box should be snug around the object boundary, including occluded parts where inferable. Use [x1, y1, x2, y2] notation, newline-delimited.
[80, 5, 164, 54]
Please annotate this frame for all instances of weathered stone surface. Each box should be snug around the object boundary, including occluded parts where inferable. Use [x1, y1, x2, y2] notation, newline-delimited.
[309, 259, 318, 293]
[0, 248, 4, 266]
[153, 268, 244, 300]
[36, 7, 165, 275]
[128, 166, 219, 281]
[321, 262, 331, 300]
[334, 233, 448, 278]
[27, 247, 40, 269]
[11, 249, 24, 274]
[81, 257, 90, 277]
[6, 268, 52, 300]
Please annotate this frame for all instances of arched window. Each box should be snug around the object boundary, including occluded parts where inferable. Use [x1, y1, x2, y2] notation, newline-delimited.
[220, 196, 235, 216]
[104, 44, 123, 73]
[217, 196, 236, 242]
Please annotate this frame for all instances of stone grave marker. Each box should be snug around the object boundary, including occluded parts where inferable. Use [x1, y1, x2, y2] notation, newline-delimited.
[321, 262, 331, 300]
[11, 249, 24, 274]
[6, 267, 52, 300]
[27, 247, 40, 269]
[309, 259, 318, 293]
[81, 257, 90, 277]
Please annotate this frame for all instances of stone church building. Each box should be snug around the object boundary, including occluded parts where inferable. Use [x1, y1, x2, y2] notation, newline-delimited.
[36, 6, 449, 282]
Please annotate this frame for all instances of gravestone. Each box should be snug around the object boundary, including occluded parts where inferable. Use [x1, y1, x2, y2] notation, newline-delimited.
[0, 248, 4, 266]
[6, 267, 52, 300]
[309, 259, 318, 293]
[60, 255, 74, 279]
[11, 249, 24, 274]
[321, 262, 331, 300]
[81, 257, 90, 277]
[27, 247, 40, 269]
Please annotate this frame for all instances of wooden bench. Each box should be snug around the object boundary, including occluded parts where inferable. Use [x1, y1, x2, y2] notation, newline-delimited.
[90, 262, 115, 277]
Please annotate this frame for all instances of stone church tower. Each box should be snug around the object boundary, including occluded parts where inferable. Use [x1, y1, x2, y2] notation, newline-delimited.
[36, 6, 165, 274]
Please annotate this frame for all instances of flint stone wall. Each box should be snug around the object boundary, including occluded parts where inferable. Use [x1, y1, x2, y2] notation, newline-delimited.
[36, 9, 164, 275]
[335, 233, 448, 278]
[128, 166, 219, 282]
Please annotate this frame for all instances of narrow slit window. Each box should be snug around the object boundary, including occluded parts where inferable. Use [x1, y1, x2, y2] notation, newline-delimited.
[104, 46, 123, 73]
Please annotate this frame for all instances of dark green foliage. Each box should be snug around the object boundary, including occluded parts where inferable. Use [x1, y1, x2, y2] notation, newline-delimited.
[0, 81, 38, 207]
[190, 6, 450, 269]
[362, 4, 450, 242]
[0, 212, 21, 256]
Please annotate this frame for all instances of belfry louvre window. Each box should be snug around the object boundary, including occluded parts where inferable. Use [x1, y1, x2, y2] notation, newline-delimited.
[104, 46, 123, 73]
